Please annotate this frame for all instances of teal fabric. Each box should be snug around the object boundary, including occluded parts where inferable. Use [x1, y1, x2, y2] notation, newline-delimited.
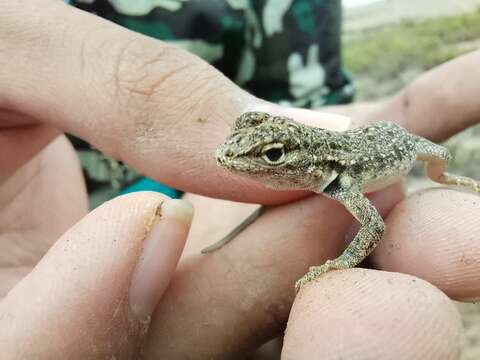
[120, 178, 182, 199]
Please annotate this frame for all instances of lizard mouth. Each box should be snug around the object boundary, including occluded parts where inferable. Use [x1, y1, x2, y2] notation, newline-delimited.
[215, 142, 283, 175]
[215, 146, 231, 167]
[215, 147, 262, 174]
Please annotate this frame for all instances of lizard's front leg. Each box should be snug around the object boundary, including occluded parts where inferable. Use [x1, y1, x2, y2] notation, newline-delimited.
[296, 175, 385, 291]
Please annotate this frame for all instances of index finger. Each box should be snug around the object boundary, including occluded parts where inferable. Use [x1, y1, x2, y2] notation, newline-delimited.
[1, 1, 350, 204]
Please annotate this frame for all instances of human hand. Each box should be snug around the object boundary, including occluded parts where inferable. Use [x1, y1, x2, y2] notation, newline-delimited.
[0, 1, 349, 358]
[169, 174, 476, 359]
[0, 117, 354, 359]
[0, 133, 197, 358]
[2, 2, 478, 359]
[0, 0, 349, 205]
[154, 52, 480, 357]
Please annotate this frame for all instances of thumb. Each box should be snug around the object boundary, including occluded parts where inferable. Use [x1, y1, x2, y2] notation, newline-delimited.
[0, 194, 193, 359]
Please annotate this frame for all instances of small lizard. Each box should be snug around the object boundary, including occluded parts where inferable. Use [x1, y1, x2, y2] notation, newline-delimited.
[203, 111, 480, 291]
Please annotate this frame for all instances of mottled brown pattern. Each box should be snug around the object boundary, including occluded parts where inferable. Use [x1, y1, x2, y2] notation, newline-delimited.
[211, 112, 480, 290]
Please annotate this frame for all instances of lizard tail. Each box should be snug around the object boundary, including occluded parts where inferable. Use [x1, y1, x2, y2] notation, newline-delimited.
[201, 206, 266, 253]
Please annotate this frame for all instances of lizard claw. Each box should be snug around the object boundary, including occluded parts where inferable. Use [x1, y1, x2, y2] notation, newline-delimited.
[295, 261, 338, 293]
[294, 277, 308, 293]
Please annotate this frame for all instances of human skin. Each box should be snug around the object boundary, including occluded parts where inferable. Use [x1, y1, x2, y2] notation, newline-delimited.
[1, 1, 480, 359]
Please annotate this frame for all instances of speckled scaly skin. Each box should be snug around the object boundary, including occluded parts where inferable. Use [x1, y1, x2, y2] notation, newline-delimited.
[207, 112, 480, 291]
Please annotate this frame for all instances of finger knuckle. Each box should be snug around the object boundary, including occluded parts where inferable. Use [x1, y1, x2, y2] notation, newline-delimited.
[111, 38, 220, 141]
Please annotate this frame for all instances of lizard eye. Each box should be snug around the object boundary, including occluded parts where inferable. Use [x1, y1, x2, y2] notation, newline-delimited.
[262, 143, 285, 164]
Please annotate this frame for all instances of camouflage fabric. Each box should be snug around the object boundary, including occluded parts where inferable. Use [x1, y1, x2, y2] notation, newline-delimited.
[69, 0, 353, 196]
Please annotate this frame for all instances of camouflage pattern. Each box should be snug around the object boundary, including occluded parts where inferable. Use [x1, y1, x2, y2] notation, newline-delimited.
[69, 0, 353, 196]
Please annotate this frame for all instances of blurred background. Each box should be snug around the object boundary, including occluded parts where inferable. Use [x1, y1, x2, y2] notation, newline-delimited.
[343, 1, 480, 359]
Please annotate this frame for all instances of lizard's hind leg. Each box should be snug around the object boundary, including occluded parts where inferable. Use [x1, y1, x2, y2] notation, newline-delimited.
[415, 136, 480, 193]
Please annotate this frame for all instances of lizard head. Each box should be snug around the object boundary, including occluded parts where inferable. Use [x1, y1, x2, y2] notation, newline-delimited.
[215, 112, 324, 190]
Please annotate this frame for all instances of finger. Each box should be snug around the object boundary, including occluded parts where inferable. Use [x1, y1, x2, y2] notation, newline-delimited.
[0, 136, 88, 297]
[1, 1, 349, 204]
[143, 194, 353, 358]
[0, 120, 59, 183]
[372, 187, 480, 301]
[340, 51, 480, 142]
[283, 269, 462, 360]
[396, 50, 480, 141]
[0, 194, 192, 359]
[324, 52, 480, 142]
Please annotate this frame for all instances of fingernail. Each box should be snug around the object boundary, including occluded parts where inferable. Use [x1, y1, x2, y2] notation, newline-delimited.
[129, 199, 193, 323]
[246, 103, 352, 131]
